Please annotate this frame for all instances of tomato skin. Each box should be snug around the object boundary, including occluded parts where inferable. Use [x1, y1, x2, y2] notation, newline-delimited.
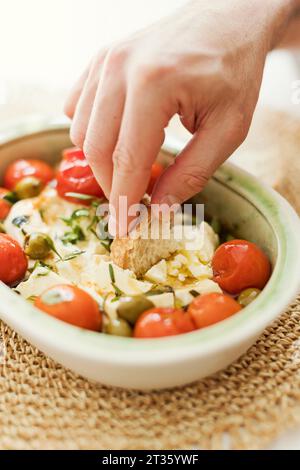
[188, 293, 242, 329]
[134, 307, 195, 338]
[212, 239, 271, 294]
[4, 159, 54, 190]
[0, 188, 11, 220]
[0, 234, 28, 285]
[57, 147, 104, 203]
[147, 162, 164, 194]
[35, 284, 102, 331]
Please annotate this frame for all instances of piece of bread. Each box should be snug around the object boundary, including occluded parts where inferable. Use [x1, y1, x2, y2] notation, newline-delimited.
[110, 207, 180, 278]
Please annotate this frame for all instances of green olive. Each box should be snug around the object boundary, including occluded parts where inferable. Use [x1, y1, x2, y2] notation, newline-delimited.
[117, 295, 154, 325]
[104, 317, 132, 337]
[15, 177, 43, 199]
[24, 232, 53, 259]
[238, 288, 261, 307]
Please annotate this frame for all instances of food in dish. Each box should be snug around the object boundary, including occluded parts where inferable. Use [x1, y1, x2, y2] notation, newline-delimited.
[0, 148, 271, 339]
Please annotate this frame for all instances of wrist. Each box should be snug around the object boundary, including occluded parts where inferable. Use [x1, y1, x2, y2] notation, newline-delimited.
[266, 0, 300, 48]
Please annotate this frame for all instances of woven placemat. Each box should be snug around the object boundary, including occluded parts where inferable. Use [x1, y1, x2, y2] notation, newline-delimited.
[1, 295, 300, 450]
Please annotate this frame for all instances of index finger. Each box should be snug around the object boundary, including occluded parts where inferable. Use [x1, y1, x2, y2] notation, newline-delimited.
[109, 86, 173, 237]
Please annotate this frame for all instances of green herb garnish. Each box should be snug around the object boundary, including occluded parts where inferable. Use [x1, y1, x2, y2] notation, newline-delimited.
[3, 191, 18, 204]
[61, 225, 85, 245]
[108, 264, 124, 300]
[62, 250, 85, 261]
[109, 264, 116, 283]
[189, 289, 200, 298]
[29, 260, 53, 274]
[12, 215, 30, 228]
[64, 192, 94, 201]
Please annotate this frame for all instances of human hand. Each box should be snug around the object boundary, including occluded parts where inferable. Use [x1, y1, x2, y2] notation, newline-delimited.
[65, 0, 297, 236]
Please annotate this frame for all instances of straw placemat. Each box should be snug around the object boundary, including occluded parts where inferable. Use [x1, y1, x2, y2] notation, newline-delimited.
[0, 101, 300, 449]
[1, 296, 300, 450]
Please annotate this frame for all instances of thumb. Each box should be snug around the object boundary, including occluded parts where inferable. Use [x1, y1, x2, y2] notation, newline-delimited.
[152, 116, 247, 206]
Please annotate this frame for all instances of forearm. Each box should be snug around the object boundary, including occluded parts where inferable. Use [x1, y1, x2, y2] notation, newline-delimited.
[277, 6, 300, 49]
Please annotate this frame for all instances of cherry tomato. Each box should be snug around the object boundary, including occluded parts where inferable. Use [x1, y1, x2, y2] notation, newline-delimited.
[35, 284, 102, 331]
[4, 159, 54, 190]
[212, 239, 271, 294]
[188, 292, 242, 329]
[147, 162, 164, 194]
[57, 147, 104, 203]
[134, 307, 195, 338]
[0, 234, 28, 285]
[0, 188, 12, 220]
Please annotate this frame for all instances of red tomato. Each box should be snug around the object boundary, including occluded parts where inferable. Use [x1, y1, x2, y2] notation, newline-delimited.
[0, 234, 28, 285]
[134, 307, 195, 338]
[4, 159, 54, 190]
[57, 147, 104, 203]
[188, 293, 242, 329]
[212, 239, 271, 294]
[0, 188, 12, 220]
[147, 162, 164, 194]
[35, 284, 102, 331]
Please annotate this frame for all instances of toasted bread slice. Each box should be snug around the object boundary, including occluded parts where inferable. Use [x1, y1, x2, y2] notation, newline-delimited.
[110, 207, 179, 278]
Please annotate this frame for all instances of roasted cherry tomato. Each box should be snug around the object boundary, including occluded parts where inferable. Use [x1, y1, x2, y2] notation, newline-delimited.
[0, 188, 12, 220]
[147, 162, 164, 195]
[188, 292, 242, 329]
[57, 147, 104, 203]
[0, 234, 28, 285]
[35, 284, 102, 331]
[212, 239, 271, 294]
[4, 159, 54, 190]
[134, 307, 195, 338]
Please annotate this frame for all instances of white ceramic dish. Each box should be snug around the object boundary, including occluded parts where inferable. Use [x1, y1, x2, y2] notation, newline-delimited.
[0, 118, 300, 390]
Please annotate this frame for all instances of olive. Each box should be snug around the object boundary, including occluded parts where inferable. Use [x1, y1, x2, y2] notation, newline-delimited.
[210, 216, 221, 234]
[104, 317, 132, 337]
[24, 232, 53, 259]
[238, 288, 261, 307]
[117, 295, 154, 325]
[15, 177, 43, 199]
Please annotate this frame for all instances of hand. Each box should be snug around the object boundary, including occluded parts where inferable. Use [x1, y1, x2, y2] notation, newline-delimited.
[65, 0, 297, 236]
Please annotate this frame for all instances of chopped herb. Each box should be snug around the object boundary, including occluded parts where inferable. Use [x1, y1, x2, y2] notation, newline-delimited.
[108, 263, 124, 300]
[43, 235, 62, 260]
[87, 215, 98, 231]
[109, 264, 116, 283]
[12, 215, 30, 228]
[145, 286, 174, 296]
[61, 208, 90, 226]
[62, 250, 85, 261]
[3, 191, 18, 204]
[37, 270, 50, 277]
[27, 295, 37, 302]
[61, 225, 85, 245]
[64, 192, 94, 201]
[189, 289, 200, 298]
[29, 260, 53, 274]
[39, 209, 45, 221]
